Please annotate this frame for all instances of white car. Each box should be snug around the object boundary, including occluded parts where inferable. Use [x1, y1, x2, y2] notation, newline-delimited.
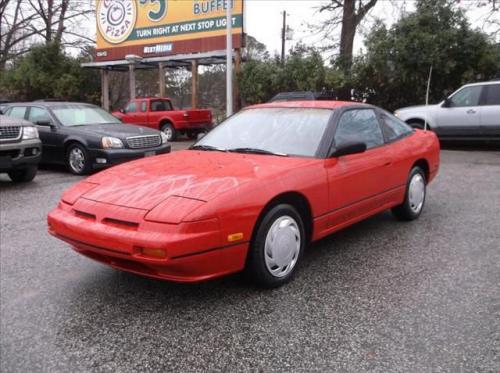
[395, 81, 500, 141]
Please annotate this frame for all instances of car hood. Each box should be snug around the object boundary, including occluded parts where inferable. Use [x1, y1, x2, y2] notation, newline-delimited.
[81, 150, 315, 210]
[69, 123, 158, 139]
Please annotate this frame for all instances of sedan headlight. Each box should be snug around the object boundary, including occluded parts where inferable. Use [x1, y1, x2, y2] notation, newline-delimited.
[160, 132, 169, 144]
[22, 126, 39, 139]
[102, 136, 124, 149]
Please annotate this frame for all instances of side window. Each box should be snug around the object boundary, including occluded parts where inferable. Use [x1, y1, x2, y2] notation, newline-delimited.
[125, 102, 137, 113]
[151, 100, 169, 112]
[28, 107, 51, 124]
[483, 84, 500, 106]
[8, 106, 27, 119]
[140, 101, 147, 112]
[335, 109, 384, 149]
[449, 86, 482, 107]
[380, 113, 412, 142]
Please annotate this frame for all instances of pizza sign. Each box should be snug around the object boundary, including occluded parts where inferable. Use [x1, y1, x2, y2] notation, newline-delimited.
[97, 0, 138, 44]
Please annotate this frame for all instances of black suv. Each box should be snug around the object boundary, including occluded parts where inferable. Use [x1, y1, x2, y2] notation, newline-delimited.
[0, 115, 41, 182]
[3, 102, 171, 175]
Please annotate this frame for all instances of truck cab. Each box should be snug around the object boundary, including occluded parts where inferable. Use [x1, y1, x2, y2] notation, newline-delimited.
[113, 98, 213, 141]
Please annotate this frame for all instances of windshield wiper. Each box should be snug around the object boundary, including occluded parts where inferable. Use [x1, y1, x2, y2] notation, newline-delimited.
[190, 144, 227, 152]
[227, 147, 289, 157]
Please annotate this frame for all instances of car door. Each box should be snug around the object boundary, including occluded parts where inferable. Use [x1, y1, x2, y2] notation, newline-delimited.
[437, 85, 483, 137]
[121, 101, 140, 125]
[326, 108, 393, 229]
[479, 83, 500, 138]
[133, 100, 149, 127]
[27, 106, 66, 163]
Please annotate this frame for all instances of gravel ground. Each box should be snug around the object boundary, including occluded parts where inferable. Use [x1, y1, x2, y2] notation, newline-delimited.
[1, 145, 499, 373]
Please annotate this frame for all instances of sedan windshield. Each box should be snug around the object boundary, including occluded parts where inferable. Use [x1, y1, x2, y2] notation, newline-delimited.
[194, 108, 333, 157]
[51, 104, 121, 126]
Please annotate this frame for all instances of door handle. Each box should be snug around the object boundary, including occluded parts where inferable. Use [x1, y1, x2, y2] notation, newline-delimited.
[466, 109, 476, 114]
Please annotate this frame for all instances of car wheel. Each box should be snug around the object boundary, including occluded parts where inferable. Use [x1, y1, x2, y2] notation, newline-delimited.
[67, 144, 91, 175]
[392, 167, 426, 221]
[407, 121, 431, 130]
[246, 204, 305, 288]
[161, 122, 176, 142]
[7, 166, 37, 182]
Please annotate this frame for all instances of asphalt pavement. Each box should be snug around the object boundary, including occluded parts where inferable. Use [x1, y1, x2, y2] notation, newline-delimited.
[1, 144, 499, 372]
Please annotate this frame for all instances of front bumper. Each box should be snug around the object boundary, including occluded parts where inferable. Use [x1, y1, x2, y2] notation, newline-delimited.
[0, 139, 41, 172]
[88, 143, 171, 169]
[47, 199, 248, 282]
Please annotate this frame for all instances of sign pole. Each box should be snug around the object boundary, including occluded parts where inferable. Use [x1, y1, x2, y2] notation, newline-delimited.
[226, 0, 233, 117]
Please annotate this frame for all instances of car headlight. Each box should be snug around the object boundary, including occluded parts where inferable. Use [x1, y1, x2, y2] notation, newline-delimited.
[160, 132, 169, 144]
[102, 136, 124, 149]
[22, 126, 39, 139]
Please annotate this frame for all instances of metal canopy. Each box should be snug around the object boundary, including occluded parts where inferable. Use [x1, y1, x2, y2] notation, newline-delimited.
[81, 50, 234, 71]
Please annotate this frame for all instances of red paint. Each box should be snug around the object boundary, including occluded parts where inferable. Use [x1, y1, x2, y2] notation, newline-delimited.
[48, 101, 440, 283]
[113, 98, 213, 133]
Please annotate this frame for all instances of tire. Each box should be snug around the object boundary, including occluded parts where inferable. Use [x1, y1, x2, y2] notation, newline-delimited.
[246, 204, 305, 288]
[67, 143, 91, 175]
[392, 167, 427, 221]
[8, 166, 37, 182]
[407, 121, 431, 131]
[161, 122, 176, 141]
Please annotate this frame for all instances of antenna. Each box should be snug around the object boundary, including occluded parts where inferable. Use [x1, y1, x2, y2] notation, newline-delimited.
[424, 65, 432, 132]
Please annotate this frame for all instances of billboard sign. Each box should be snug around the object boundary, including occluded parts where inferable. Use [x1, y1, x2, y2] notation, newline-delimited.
[95, 0, 244, 62]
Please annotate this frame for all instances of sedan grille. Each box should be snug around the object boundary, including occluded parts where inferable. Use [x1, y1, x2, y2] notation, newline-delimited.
[126, 135, 161, 149]
[0, 126, 21, 141]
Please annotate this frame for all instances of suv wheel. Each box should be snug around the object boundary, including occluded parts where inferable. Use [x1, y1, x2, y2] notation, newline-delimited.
[67, 144, 91, 175]
[8, 166, 37, 182]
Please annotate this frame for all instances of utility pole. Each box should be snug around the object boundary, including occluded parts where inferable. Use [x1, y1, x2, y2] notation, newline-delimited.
[281, 11, 286, 66]
[226, 1, 233, 117]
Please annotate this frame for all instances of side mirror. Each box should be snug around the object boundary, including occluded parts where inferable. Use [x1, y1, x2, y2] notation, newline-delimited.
[441, 98, 451, 108]
[36, 120, 53, 127]
[120, 108, 125, 113]
[330, 142, 367, 158]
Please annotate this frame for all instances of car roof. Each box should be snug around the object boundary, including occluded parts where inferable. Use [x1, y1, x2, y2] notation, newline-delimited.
[463, 81, 500, 87]
[247, 100, 366, 110]
[6, 101, 96, 107]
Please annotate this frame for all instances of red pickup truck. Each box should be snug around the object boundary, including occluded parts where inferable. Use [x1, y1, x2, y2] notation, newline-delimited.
[113, 98, 213, 141]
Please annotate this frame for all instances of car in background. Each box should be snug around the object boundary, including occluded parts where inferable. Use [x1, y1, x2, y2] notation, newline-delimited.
[0, 114, 41, 182]
[3, 102, 171, 175]
[113, 97, 213, 141]
[269, 91, 338, 102]
[395, 81, 500, 141]
[48, 101, 439, 288]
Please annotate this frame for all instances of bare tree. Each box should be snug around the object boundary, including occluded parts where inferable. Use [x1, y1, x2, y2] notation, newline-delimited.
[0, 0, 94, 68]
[313, 0, 379, 99]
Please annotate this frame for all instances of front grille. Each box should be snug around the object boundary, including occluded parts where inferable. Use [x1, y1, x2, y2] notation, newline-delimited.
[126, 135, 161, 149]
[0, 126, 21, 141]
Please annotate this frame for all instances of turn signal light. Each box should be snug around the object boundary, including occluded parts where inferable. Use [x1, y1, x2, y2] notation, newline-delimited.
[140, 247, 167, 259]
[227, 233, 244, 242]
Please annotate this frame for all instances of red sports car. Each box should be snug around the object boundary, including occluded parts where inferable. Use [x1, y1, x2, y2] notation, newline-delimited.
[48, 101, 440, 287]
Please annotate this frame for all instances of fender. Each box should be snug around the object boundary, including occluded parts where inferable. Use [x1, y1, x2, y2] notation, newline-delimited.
[158, 116, 175, 128]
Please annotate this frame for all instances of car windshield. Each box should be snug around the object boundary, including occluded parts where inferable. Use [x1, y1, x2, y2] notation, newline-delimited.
[194, 107, 333, 157]
[51, 104, 121, 126]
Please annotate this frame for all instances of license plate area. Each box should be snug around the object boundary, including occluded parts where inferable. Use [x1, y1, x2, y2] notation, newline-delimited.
[144, 151, 155, 157]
